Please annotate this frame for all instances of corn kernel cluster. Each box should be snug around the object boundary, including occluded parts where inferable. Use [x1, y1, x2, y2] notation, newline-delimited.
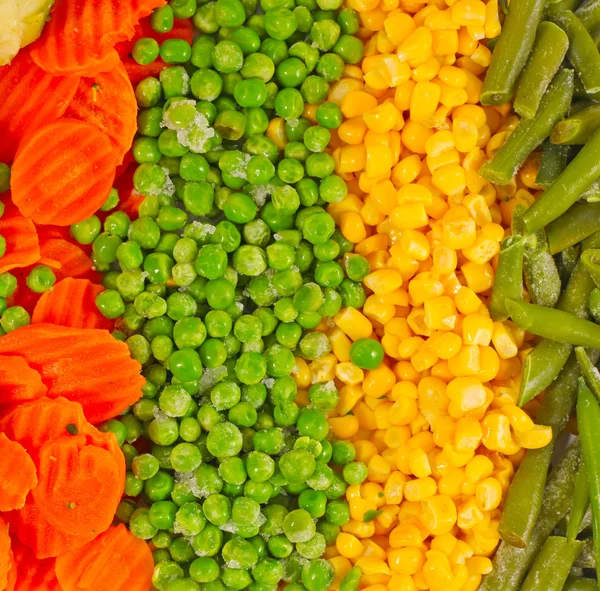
[284, 0, 555, 588]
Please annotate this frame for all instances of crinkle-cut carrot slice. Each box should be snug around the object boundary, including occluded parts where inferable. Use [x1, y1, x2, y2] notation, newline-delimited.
[116, 16, 193, 59]
[55, 524, 153, 591]
[32, 278, 112, 331]
[0, 49, 80, 164]
[0, 517, 14, 591]
[0, 433, 38, 511]
[0, 355, 47, 410]
[113, 164, 145, 219]
[31, 434, 124, 538]
[11, 119, 117, 226]
[0, 397, 122, 465]
[30, 0, 166, 76]
[64, 62, 137, 165]
[11, 539, 62, 591]
[121, 57, 166, 85]
[0, 325, 144, 424]
[0, 199, 40, 274]
[38, 239, 99, 283]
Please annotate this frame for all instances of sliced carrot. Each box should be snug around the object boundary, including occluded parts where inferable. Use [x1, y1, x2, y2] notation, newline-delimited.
[32, 278, 112, 331]
[55, 524, 153, 591]
[64, 62, 137, 165]
[38, 239, 99, 283]
[0, 324, 144, 424]
[0, 48, 80, 163]
[11, 539, 62, 591]
[0, 517, 13, 591]
[121, 56, 167, 85]
[0, 433, 38, 511]
[113, 164, 145, 220]
[32, 434, 124, 538]
[11, 119, 117, 226]
[30, 0, 166, 76]
[0, 354, 46, 411]
[0, 199, 40, 274]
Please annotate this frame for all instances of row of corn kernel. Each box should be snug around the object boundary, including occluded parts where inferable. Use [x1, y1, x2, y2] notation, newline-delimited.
[308, 0, 554, 589]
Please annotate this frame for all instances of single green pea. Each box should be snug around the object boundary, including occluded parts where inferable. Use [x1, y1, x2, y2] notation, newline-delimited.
[70, 215, 101, 244]
[26, 265, 56, 293]
[133, 37, 160, 65]
[160, 39, 192, 64]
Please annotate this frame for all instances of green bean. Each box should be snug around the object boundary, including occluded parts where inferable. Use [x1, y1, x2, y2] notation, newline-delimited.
[581, 180, 600, 202]
[482, 440, 581, 589]
[489, 236, 525, 321]
[557, 246, 581, 289]
[576, 346, 600, 403]
[576, 0, 600, 40]
[514, 22, 570, 119]
[567, 459, 590, 543]
[520, 536, 584, 591]
[552, 104, 600, 145]
[507, 300, 600, 347]
[481, 69, 574, 186]
[522, 128, 600, 234]
[563, 576, 599, 591]
[480, 0, 546, 105]
[577, 376, 600, 585]
[581, 249, 600, 289]
[536, 140, 569, 189]
[550, 10, 600, 95]
[547, 203, 600, 255]
[339, 566, 361, 591]
[549, 0, 583, 9]
[574, 540, 595, 569]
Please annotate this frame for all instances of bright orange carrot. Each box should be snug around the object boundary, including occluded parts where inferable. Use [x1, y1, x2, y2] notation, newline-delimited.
[32, 278, 112, 331]
[0, 354, 47, 410]
[11, 539, 62, 591]
[64, 62, 137, 165]
[0, 517, 14, 591]
[30, 0, 166, 76]
[0, 199, 40, 274]
[0, 433, 38, 511]
[121, 57, 167, 85]
[11, 119, 117, 226]
[0, 48, 80, 163]
[38, 239, 99, 283]
[55, 524, 153, 591]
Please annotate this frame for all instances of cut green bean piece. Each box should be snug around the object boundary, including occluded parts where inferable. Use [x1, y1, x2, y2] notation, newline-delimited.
[520, 536, 584, 591]
[523, 127, 600, 234]
[576, 0, 600, 41]
[577, 377, 600, 585]
[550, 10, 600, 94]
[536, 140, 569, 188]
[489, 236, 525, 321]
[549, 0, 583, 9]
[547, 203, 600, 255]
[514, 22, 569, 118]
[576, 346, 600, 403]
[482, 440, 581, 589]
[481, 0, 546, 105]
[339, 566, 361, 591]
[481, 69, 574, 186]
[507, 299, 600, 348]
[574, 539, 595, 569]
[581, 179, 600, 202]
[567, 455, 589, 543]
[581, 249, 600, 288]
[552, 104, 600, 144]
[563, 576, 599, 591]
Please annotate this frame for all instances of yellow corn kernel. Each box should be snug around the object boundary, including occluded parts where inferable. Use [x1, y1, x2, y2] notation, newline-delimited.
[423, 296, 457, 331]
[392, 155, 422, 188]
[462, 314, 494, 346]
[391, 202, 429, 229]
[388, 547, 426, 575]
[292, 358, 311, 388]
[516, 425, 553, 449]
[438, 65, 467, 88]
[341, 211, 368, 243]
[475, 477, 502, 511]
[447, 376, 487, 415]
[432, 28, 459, 55]
[404, 477, 437, 502]
[336, 362, 364, 386]
[338, 384, 364, 416]
[425, 129, 455, 157]
[437, 466, 464, 497]
[338, 116, 368, 145]
[399, 229, 430, 261]
[467, 556, 493, 576]
[342, 518, 376, 539]
[364, 101, 400, 134]
[364, 269, 404, 295]
[341, 91, 379, 118]
[421, 495, 457, 535]
[465, 454, 494, 483]
[481, 413, 517, 454]
[502, 404, 534, 433]
[356, 556, 391, 576]
[491, 322, 518, 359]
[455, 287, 482, 315]
[389, 396, 419, 426]
[265, 117, 288, 150]
[455, 416, 482, 452]
[408, 447, 432, 478]
[410, 81, 441, 123]
[330, 415, 360, 440]
[366, 144, 393, 178]
[336, 532, 364, 559]
[329, 327, 352, 363]
[441, 206, 475, 249]
[461, 261, 494, 293]
[398, 26, 433, 63]
[457, 497, 485, 530]
[447, 345, 480, 378]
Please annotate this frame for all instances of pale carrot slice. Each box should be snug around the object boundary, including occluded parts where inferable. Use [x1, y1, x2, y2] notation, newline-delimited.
[64, 62, 137, 165]
[55, 525, 153, 591]
[0, 199, 40, 274]
[0, 433, 38, 511]
[11, 119, 117, 226]
[0, 48, 80, 163]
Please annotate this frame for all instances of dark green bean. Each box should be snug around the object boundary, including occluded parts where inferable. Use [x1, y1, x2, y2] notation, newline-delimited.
[482, 440, 581, 589]
[489, 236, 525, 321]
[557, 246, 581, 288]
[514, 22, 570, 118]
[480, 0, 546, 105]
[522, 128, 600, 234]
[567, 459, 590, 543]
[576, 0, 600, 41]
[547, 203, 600, 255]
[574, 540, 595, 569]
[507, 299, 600, 347]
[563, 576, 598, 591]
[536, 140, 569, 188]
[550, 10, 600, 95]
[552, 104, 600, 144]
[481, 69, 574, 186]
[520, 536, 584, 591]
[577, 376, 600, 585]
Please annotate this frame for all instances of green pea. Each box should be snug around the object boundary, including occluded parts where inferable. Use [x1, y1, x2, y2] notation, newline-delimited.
[70, 215, 101, 245]
[26, 265, 55, 293]
[274, 88, 304, 120]
[151, 5, 174, 32]
[160, 39, 192, 64]
[133, 37, 160, 65]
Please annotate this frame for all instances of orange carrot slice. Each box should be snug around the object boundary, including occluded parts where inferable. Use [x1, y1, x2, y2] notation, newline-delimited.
[11, 119, 117, 226]
[121, 57, 167, 85]
[0, 433, 38, 511]
[0, 199, 40, 274]
[38, 239, 99, 283]
[32, 278, 112, 331]
[11, 539, 62, 591]
[0, 49, 80, 164]
[32, 434, 124, 538]
[30, 0, 166, 76]
[0, 517, 13, 591]
[55, 524, 153, 591]
[0, 354, 47, 411]
[64, 62, 137, 165]
[0, 324, 143, 424]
